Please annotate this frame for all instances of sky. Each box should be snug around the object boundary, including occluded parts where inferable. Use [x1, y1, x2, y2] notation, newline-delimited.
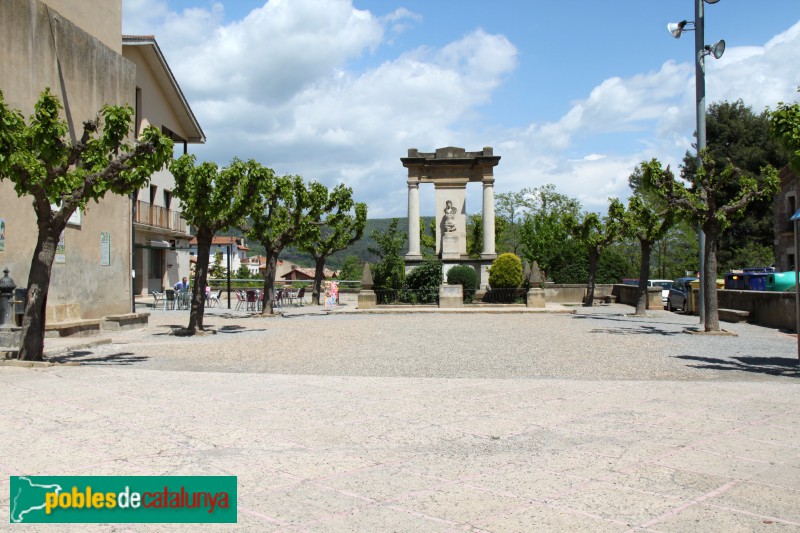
[122, 0, 800, 218]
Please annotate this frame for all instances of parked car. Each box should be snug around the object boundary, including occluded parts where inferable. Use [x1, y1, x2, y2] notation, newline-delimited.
[666, 277, 698, 312]
[648, 279, 673, 306]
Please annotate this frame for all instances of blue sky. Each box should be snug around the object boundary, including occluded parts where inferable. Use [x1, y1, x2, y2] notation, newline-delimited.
[122, 0, 800, 217]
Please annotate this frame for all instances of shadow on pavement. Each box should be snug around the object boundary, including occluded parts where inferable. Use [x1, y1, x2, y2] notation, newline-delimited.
[674, 355, 800, 378]
[49, 351, 148, 365]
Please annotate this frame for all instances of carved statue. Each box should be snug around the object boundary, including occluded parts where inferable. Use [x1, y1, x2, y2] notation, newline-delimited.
[443, 200, 457, 232]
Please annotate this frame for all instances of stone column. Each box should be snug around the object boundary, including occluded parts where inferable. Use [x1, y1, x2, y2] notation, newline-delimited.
[481, 179, 496, 258]
[406, 181, 422, 259]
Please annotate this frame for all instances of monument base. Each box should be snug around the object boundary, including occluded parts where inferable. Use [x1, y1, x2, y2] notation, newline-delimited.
[441, 233, 460, 260]
[438, 284, 463, 308]
[526, 288, 545, 308]
[357, 290, 377, 309]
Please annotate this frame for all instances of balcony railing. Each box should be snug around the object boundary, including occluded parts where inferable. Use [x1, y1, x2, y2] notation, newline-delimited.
[134, 201, 187, 233]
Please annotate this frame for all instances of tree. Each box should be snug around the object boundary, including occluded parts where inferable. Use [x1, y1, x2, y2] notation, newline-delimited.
[208, 250, 226, 279]
[770, 88, 800, 172]
[519, 184, 582, 276]
[298, 184, 367, 305]
[235, 265, 252, 280]
[171, 156, 263, 332]
[495, 188, 533, 254]
[567, 200, 625, 307]
[623, 160, 678, 315]
[338, 255, 364, 282]
[648, 152, 779, 331]
[0, 89, 172, 360]
[249, 176, 330, 315]
[682, 100, 788, 268]
[368, 219, 406, 292]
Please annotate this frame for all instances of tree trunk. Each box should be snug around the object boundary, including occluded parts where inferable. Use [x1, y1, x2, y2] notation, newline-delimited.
[311, 255, 326, 305]
[703, 225, 721, 332]
[187, 228, 213, 333]
[18, 227, 61, 361]
[584, 248, 599, 307]
[634, 240, 653, 316]
[260, 250, 279, 315]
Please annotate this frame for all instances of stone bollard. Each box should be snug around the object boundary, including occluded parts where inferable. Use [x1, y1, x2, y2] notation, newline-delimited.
[438, 284, 463, 308]
[0, 268, 22, 354]
[526, 288, 545, 308]
[0, 268, 15, 326]
[357, 263, 377, 309]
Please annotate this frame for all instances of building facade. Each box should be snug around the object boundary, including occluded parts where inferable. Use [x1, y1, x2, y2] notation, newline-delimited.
[124, 36, 205, 295]
[774, 165, 799, 272]
[0, 0, 202, 320]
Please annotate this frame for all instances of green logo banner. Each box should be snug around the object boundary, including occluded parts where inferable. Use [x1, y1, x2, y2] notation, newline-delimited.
[9, 476, 237, 523]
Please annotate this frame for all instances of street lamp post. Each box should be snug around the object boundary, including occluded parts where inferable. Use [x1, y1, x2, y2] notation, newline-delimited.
[668, 0, 725, 328]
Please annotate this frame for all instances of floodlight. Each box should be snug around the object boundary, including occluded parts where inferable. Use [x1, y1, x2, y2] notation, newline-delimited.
[667, 20, 689, 39]
[707, 39, 725, 59]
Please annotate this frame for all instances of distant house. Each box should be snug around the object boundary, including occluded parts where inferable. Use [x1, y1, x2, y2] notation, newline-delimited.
[188, 236, 250, 274]
[240, 255, 266, 276]
[281, 266, 338, 281]
[774, 165, 799, 271]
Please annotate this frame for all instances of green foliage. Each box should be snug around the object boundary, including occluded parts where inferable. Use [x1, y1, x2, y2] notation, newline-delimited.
[720, 242, 775, 272]
[368, 218, 406, 291]
[770, 88, 800, 173]
[235, 265, 252, 279]
[0, 88, 173, 360]
[596, 245, 630, 284]
[488, 253, 523, 289]
[446, 265, 478, 301]
[404, 258, 442, 303]
[683, 100, 788, 268]
[519, 184, 582, 276]
[547, 245, 588, 284]
[338, 255, 364, 281]
[208, 251, 226, 278]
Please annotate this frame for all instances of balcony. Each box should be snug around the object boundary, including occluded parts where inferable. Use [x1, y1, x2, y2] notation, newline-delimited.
[134, 201, 187, 234]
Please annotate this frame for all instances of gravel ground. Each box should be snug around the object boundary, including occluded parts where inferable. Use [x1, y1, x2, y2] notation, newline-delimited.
[49, 304, 799, 382]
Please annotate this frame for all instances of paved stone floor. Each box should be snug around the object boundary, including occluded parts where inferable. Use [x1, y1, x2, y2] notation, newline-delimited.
[1, 304, 798, 532]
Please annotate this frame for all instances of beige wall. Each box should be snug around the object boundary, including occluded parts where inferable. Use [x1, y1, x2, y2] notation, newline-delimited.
[0, 0, 135, 319]
[41, 0, 122, 53]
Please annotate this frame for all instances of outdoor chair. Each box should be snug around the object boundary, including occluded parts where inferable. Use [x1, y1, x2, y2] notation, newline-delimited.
[164, 289, 176, 310]
[234, 290, 246, 311]
[152, 291, 164, 309]
[245, 289, 259, 312]
[295, 287, 306, 306]
[207, 290, 221, 308]
[274, 289, 284, 308]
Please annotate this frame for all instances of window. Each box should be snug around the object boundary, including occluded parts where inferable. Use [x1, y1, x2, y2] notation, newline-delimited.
[150, 185, 157, 205]
[163, 190, 172, 210]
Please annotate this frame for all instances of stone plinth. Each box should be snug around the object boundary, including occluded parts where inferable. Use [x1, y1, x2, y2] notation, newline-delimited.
[526, 288, 545, 308]
[441, 233, 460, 260]
[357, 290, 377, 309]
[0, 326, 21, 354]
[438, 284, 463, 308]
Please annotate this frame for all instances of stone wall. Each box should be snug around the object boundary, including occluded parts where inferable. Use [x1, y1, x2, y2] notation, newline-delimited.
[613, 284, 663, 309]
[544, 284, 614, 303]
[716, 290, 796, 332]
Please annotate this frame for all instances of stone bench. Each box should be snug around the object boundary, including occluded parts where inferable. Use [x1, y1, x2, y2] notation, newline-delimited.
[102, 312, 149, 331]
[718, 308, 750, 323]
[44, 319, 103, 338]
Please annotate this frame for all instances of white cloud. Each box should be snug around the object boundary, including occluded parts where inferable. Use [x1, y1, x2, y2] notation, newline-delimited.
[123, 2, 800, 218]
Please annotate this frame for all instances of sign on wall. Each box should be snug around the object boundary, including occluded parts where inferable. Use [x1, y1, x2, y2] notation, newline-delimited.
[100, 232, 111, 266]
[0, 218, 5, 252]
[55, 231, 66, 264]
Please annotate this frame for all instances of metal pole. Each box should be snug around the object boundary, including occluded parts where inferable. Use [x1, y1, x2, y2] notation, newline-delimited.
[227, 243, 231, 309]
[695, 0, 706, 326]
[795, 218, 799, 359]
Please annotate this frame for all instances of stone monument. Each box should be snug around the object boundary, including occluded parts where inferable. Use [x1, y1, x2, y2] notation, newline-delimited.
[401, 147, 500, 288]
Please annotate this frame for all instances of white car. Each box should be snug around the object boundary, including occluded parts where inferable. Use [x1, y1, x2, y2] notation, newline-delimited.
[648, 279, 673, 306]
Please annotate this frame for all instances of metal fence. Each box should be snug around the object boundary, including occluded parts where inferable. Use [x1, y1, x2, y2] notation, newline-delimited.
[374, 288, 440, 305]
[481, 288, 527, 304]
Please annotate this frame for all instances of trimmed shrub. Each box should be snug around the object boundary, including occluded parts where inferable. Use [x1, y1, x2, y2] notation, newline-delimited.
[446, 265, 478, 302]
[488, 253, 523, 289]
[404, 258, 443, 303]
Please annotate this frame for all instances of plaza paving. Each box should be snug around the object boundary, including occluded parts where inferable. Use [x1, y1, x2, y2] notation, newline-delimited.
[1, 301, 798, 531]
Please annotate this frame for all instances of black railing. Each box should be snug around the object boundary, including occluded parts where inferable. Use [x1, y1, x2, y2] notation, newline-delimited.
[482, 288, 527, 304]
[374, 288, 439, 305]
